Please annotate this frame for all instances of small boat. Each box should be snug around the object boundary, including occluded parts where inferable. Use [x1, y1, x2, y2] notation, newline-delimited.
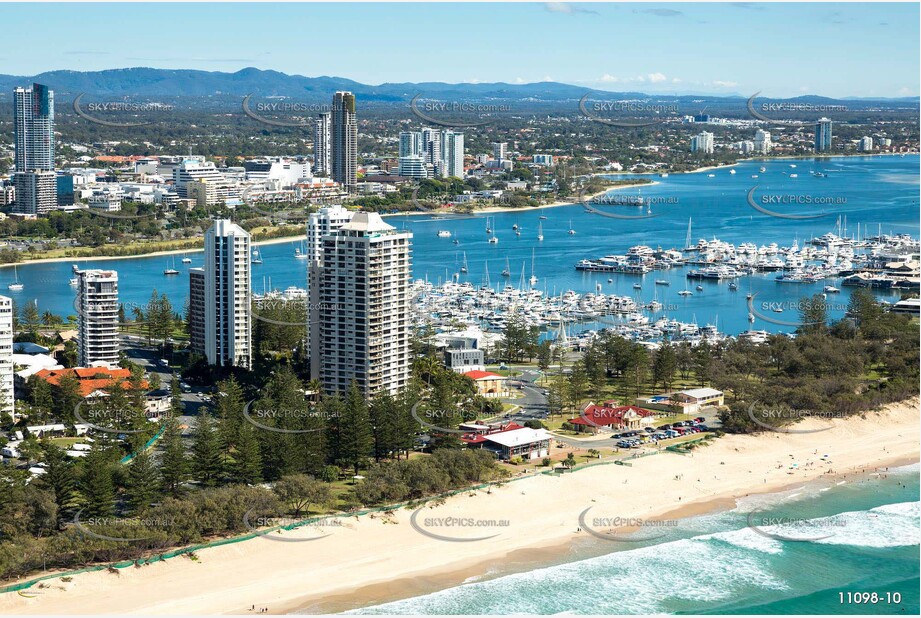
[537, 221, 544, 242]
[659, 173, 669, 178]
[823, 285, 840, 293]
[607, 278, 613, 283]
[69, 277, 79, 286]
[460, 252, 468, 274]
[789, 174, 798, 178]
[790, 164, 797, 168]
[655, 280, 670, 286]
[7, 265, 23, 291]
[748, 313, 755, 323]
[453, 239, 459, 245]
[181, 256, 193, 264]
[707, 174, 715, 178]
[515, 230, 521, 237]
[633, 283, 642, 290]
[751, 174, 759, 179]
[528, 249, 537, 286]
[512, 224, 519, 231]
[72, 264, 80, 273]
[568, 220, 576, 235]
[729, 169, 736, 175]
[501, 257, 511, 278]
[678, 290, 693, 296]
[488, 236, 499, 244]
[539, 215, 548, 220]
[728, 282, 738, 291]
[437, 230, 452, 238]
[696, 285, 704, 291]
[746, 292, 754, 300]
[772, 307, 784, 313]
[163, 257, 179, 275]
[759, 166, 766, 173]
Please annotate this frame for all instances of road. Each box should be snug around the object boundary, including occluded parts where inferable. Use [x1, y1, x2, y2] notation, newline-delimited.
[121, 335, 210, 432]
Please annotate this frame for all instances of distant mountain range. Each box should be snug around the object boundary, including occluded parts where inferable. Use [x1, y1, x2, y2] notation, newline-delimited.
[0, 67, 916, 107]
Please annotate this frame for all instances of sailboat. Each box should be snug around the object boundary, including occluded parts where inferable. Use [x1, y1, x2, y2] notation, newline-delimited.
[485, 217, 492, 234]
[683, 217, 694, 251]
[568, 219, 576, 235]
[528, 249, 538, 286]
[294, 239, 309, 259]
[7, 265, 23, 291]
[501, 257, 511, 278]
[163, 257, 179, 275]
[252, 249, 263, 265]
[181, 254, 192, 264]
[537, 221, 544, 242]
[460, 252, 469, 274]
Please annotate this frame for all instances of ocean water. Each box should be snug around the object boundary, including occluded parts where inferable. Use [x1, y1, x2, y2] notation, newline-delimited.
[344, 466, 919, 615]
[2, 155, 918, 336]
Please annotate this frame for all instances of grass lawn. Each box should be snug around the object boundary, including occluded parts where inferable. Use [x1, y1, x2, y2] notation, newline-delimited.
[48, 437, 83, 448]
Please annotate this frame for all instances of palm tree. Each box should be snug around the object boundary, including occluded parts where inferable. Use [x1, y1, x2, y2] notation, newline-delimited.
[41, 311, 58, 326]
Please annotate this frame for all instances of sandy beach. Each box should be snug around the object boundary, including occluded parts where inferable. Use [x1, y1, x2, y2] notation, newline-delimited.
[2, 398, 917, 616]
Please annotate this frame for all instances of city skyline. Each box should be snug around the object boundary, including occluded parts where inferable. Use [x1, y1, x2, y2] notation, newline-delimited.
[0, 3, 917, 99]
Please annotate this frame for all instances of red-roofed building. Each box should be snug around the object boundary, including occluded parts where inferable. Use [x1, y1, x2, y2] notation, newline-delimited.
[458, 421, 550, 460]
[462, 370, 509, 397]
[566, 402, 657, 434]
[34, 367, 148, 398]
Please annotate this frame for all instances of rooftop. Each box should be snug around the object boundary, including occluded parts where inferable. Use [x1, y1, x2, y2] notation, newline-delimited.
[484, 427, 552, 448]
[340, 211, 395, 234]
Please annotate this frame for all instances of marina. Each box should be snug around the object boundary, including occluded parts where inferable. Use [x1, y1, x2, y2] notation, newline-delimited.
[2, 155, 917, 338]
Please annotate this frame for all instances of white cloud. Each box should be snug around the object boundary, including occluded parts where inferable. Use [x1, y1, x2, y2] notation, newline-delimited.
[514, 77, 526, 84]
[545, 2, 598, 15]
[648, 72, 667, 83]
[712, 80, 738, 88]
[599, 74, 619, 83]
[545, 2, 574, 13]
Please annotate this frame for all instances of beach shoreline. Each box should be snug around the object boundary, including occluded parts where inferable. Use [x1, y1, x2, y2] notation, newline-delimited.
[0, 183, 648, 268]
[1, 397, 917, 616]
[380, 181, 657, 218]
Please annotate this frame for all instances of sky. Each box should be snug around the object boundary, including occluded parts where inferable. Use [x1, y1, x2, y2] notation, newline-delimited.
[0, 2, 918, 98]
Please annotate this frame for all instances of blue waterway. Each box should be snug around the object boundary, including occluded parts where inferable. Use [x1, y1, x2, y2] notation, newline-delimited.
[2, 155, 918, 336]
[344, 466, 920, 615]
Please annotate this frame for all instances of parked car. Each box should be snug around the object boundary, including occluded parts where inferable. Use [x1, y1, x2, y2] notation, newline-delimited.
[657, 424, 671, 431]
[698, 424, 710, 432]
[694, 417, 706, 423]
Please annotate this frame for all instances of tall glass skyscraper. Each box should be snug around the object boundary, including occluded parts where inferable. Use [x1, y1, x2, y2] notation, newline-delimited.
[14, 83, 54, 172]
[815, 117, 833, 152]
[331, 91, 357, 191]
[13, 83, 56, 215]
